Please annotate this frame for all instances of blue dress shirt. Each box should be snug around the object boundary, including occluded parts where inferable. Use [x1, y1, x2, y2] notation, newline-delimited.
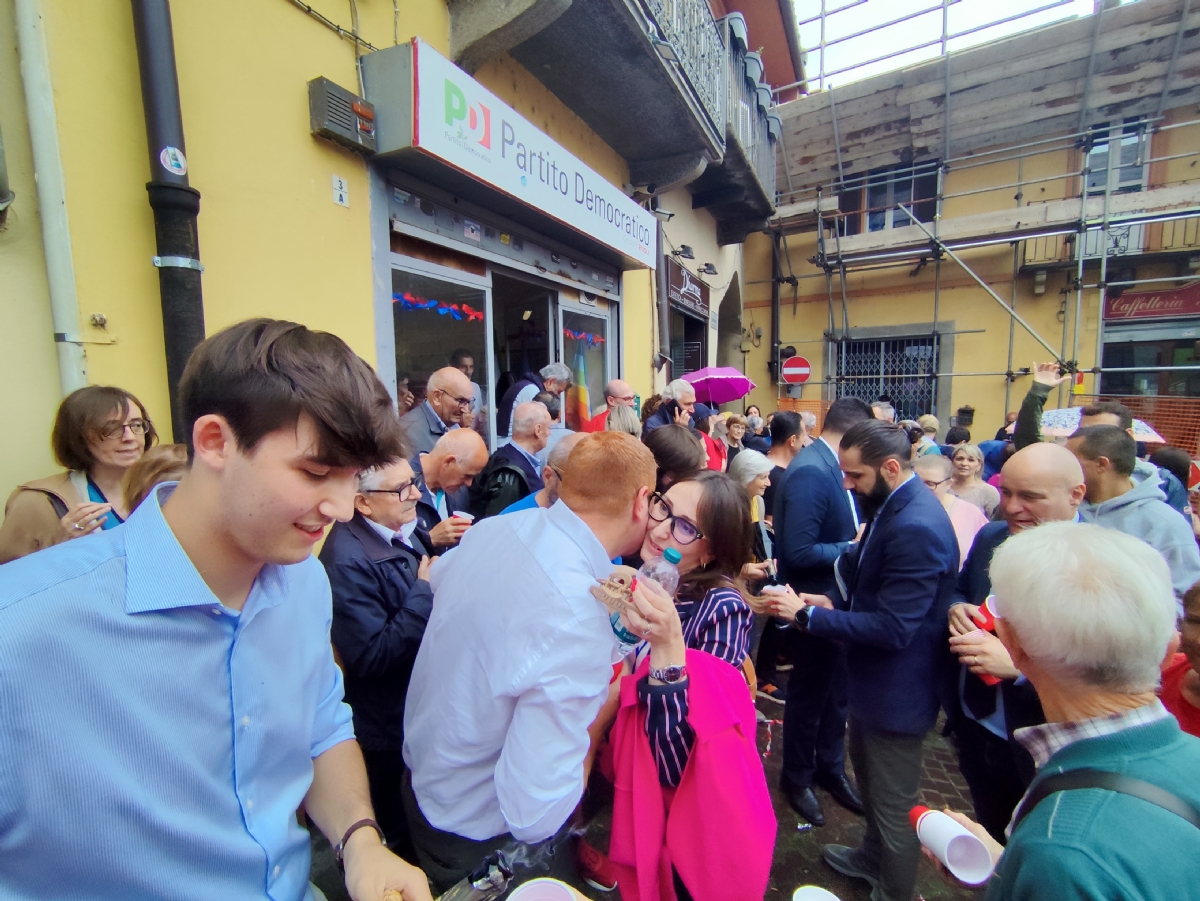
[0, 483, 354, 900]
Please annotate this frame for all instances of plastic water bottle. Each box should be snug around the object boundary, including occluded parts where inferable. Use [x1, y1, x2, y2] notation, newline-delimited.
[609, 611, 642, 656]
[638, 547, 682, 597]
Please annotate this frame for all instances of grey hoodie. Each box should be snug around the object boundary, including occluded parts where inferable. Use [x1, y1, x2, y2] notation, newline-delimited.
[1080, 462, 1200, 602]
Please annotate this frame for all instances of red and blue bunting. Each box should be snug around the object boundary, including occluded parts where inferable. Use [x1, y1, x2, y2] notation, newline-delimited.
[392, 291, 484, 322]
[563, 328, 605, 348]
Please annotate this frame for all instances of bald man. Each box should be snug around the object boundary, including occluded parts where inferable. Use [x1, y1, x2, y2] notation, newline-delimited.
[400, 366, 478, 455]
[469, 402, 552, 520]
[583, 379, 636, 432]
[945, 442, 1086, 842]
[501, 431, 587, 515]
[413, 429, 489, 548]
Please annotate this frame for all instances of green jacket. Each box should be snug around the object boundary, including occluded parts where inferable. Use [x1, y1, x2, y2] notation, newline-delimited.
[1012, 382, 1052, 449]
[986, 717, 1200, 901]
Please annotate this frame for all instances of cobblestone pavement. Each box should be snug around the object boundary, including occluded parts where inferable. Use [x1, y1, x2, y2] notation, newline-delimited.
[312, 695, 985, 900]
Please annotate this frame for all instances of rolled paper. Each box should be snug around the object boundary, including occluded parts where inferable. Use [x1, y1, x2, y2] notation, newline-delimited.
[909, 807, 995, 886]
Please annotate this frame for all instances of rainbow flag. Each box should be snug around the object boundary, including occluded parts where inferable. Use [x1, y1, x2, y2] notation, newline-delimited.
[565, 342, 591, 431]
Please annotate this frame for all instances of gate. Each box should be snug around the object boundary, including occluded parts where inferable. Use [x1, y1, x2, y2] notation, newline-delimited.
[836, 336, 939, 420]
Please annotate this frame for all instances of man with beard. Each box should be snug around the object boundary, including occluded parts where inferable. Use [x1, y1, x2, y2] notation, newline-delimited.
[768, 420, 958, 901]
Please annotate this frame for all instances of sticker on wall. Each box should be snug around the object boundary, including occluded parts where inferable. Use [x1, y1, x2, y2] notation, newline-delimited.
[500, 233, 511, 246]
[159, 147, 187, 176]
[393, 188, 412, 204]
[464, 219, 481, 242]
[332, 175, 349, 207]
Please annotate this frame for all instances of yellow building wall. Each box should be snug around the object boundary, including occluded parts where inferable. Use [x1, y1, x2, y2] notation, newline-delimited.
[25, 0, 656, 451]
[0, 0, 64, 487]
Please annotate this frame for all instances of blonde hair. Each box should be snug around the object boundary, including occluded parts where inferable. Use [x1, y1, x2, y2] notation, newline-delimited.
[952, 443, 984, 467]
[122, 443, 189, 512]
[917, 414, 939, 436]
[558, 432, 656, 517]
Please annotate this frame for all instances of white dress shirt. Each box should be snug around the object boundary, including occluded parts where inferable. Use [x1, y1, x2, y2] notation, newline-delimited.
[403, 501, 619, 843]
[818, 434, 860, 530]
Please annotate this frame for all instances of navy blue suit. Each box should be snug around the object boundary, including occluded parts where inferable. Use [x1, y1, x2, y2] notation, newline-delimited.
[319, 512, 434, 858]
[806, 475, 958, 900]
[809, 475, 959, 735]
[774, 438, 858, 792]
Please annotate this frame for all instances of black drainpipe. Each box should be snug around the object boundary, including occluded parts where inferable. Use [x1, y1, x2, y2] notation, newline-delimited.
[132, 0, 204, 442]
[770, 231, 781, 383]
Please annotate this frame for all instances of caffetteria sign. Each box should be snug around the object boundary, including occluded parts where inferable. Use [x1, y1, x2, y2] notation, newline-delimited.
[411, 39, 656, 269]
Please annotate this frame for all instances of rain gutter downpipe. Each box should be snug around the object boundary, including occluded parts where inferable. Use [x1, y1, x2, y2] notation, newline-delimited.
[131, 0, 204, 442]
[14, 0, 88, 395]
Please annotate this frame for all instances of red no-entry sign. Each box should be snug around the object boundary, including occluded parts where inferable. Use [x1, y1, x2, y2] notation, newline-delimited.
[780, 355, 812, 384]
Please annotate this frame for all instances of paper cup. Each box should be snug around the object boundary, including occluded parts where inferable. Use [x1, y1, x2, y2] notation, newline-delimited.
[507, 878, 577, 901]
[975, 596, 998, 632]
[451, 511, 475, 522]
[910, 807, 995, 886]
[761, 585, 788, 596]
[792, 887, 841, 901]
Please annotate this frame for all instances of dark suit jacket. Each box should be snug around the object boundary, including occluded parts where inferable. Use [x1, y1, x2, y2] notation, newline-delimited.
[774, 438, 857, 595]
[808, 476, 960, 735]
[468, 442, 545, 520]
[411, 453, 470, 537]
[398, 400, 454, 456]
[497, 373, 540, 438]
[948, 520, 1044, 783]
[318, 513, 434, 751]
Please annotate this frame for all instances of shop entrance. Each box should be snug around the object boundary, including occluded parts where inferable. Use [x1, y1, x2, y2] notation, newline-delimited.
[670, 308, 707, 377]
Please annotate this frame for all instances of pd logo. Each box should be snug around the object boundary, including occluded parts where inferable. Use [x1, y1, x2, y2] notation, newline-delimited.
[445, 79, 491, 149]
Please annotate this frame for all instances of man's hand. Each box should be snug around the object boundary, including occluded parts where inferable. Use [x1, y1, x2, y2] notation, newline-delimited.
[949, 630, 1020, 681]
[672, 406, 691, 428]
[851, 523, 867, 543]
[948, 603, 986, 637]
[57, 502, 111, 543]
[417, 555, 435, 582]
[741, 560, 772, 581]
[427, 518, 470, 548]
[1032, 361, 1069, 388]
[921, 809, 1003, 885]
[763, 587, 833, 619]
[343, 830, 432, 901]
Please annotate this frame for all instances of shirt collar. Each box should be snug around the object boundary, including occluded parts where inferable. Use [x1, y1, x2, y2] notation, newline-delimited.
[1014, 700, 1172, 770]
[545, 500, 615, 579]
[124, 483, 286, 615]
[363, 515, 397, 545]
[509, 441, 542, 471]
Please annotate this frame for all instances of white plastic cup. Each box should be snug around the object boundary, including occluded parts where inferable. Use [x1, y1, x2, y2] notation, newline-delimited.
[792, 887, 841, 901]
[909, 806, 995, 886]
[507, 878, 576, 901]
[451, 511, 475, 523]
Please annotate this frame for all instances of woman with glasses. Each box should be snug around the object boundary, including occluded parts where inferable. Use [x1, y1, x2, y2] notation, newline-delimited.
[914, 453, 987, 570]
[606, 471, 774, 900]
[0, 386, 157, 563]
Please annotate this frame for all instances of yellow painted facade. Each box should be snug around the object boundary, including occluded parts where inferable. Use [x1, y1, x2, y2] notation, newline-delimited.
[743, 112, 1200, 436]
[1, 0, 674, 489]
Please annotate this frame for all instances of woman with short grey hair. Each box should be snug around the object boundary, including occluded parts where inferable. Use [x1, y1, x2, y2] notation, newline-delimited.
[605, 402, 641, 437]
[941, 522, 1197, 898]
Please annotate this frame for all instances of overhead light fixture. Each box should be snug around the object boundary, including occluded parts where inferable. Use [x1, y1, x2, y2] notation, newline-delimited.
[522, 310, 532, 320]
[650, 208, 674, 222]
[651, 36, 680, 63]
[699, 263, 718, 275]
[672, 245, 695, 260]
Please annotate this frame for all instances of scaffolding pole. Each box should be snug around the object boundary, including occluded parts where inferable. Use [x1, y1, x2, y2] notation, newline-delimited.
[897, 205, 1065, 362]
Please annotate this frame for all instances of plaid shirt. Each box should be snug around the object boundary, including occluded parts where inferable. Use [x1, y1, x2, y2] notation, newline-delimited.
[1014, 700, 1171, 770]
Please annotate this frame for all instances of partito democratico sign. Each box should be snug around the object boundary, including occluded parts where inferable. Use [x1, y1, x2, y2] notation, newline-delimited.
[1103, 281, 1200, 321]
[411, 39, 656, 269]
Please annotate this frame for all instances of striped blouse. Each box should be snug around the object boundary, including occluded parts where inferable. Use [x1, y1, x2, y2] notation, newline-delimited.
[638, 585, 753, 787]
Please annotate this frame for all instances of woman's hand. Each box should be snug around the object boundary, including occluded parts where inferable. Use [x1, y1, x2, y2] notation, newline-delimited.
[948, 630, 1020, 681]
[57, 502, 111, 543]
[948, 602, 985, 637]
[622, 580, 685, 671]
[741, 560, 772, 581]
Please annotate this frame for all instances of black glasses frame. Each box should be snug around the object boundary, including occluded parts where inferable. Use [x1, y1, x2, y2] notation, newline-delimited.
[648, 492, 705, 545]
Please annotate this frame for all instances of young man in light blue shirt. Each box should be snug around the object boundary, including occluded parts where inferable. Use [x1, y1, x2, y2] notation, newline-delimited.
[0, 319, 431, 901]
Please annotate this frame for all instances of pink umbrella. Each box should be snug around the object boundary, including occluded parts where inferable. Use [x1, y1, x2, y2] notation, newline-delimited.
[681, 367, 756, 406]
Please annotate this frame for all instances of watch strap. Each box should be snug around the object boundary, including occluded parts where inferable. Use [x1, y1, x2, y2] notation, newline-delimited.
[335, 818, 385, 868]
[649, 663, 688, 684]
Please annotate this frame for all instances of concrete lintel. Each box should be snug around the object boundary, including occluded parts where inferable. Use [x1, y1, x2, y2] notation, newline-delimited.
[450, 0, 572, 74]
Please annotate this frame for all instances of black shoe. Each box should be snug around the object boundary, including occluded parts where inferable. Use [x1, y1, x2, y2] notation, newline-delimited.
[821, 844, 880, 891]
[785, 786, 825, 826]
[816, 773, 865, 815]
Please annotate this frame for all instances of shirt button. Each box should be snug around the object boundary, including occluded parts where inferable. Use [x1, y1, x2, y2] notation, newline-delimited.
[241, 716, 250, 727]
[246, 798, 254, 809]
[211, 607, 221, 615]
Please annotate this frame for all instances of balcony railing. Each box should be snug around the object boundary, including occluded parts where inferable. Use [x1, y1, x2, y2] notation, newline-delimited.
[726, 28, 776, 203]
[643, 0, 725, 135]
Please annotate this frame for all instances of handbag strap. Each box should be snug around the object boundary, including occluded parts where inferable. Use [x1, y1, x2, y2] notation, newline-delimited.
[1013, 768, 1200, 831]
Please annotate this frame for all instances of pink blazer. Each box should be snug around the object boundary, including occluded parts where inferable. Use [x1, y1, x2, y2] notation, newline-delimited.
[607, 650, 776, 901]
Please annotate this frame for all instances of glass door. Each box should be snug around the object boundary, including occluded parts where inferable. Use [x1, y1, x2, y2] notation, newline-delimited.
[559, 299, 614, 431]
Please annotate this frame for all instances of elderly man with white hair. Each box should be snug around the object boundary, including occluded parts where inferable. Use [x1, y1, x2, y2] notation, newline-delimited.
[497, 362, 572, 440]
[938, 521, 1200, 899]
[641, 378, 697, 435]
[318, 456, 435, 861]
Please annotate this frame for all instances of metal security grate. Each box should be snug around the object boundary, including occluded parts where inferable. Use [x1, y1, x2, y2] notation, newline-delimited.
[836, 336, 939, 420]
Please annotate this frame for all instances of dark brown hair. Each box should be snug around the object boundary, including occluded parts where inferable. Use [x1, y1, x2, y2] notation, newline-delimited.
[122, 443, 189, 511]
[643, 423, 706, 491]
[52, 386, 158, 472]
[669, 470, 752, 602]
[179, 318, 405, 469]
[1080, 401, 1134, 431]
[841, 419, 914, 470]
